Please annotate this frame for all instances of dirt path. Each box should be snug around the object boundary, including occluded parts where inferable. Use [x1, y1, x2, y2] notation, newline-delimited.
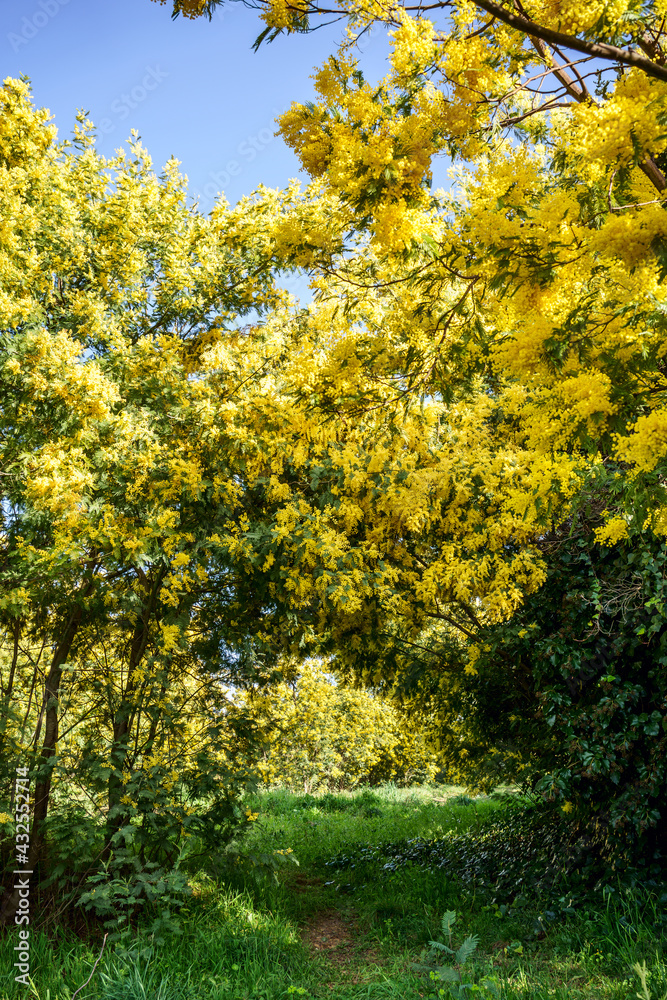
[292, 874, 385, 982]
[301, 909, 359, 964]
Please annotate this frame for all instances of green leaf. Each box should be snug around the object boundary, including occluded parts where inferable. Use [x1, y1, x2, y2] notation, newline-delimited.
[455, 934, 479, 966]
[436, 967, 461, 983]
[441, 910, 457, 937]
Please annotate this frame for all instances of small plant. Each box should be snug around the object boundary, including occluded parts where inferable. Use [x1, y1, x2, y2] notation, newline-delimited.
[97, 952, 181, 1000]
[412, 910, 499, 999]
[77, 850, 191, 942]
[225, 844, 300, 884]
[632, 960, 667, 1000]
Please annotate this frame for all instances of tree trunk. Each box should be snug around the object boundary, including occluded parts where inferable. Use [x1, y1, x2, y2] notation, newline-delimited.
[0, 602, 85, 927]
[103, 576, 162, 860]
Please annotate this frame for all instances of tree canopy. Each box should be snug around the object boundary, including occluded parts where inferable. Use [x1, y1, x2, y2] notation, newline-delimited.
[242, 658, 438, 791]
[146, 0, 667, 861]
[0, 79, 304, 924]
[3, 0, 667, 929]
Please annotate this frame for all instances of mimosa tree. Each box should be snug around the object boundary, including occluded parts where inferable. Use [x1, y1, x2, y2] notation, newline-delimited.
[149, 0, 667, 862]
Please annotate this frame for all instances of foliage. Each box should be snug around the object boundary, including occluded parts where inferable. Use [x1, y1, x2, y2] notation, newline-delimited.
[9, 0, 667, 937]
[148, 0, 667, 861]
[634, 960, 667, 1000]
[0, 76, 297, 921]
[436, 519, 667, 865]
[151, 0, 220, 18]
[412, 909, 499, 999]
[243, 783, 494, 875]
[241, 659, 438, 791]
[76, 852, 192, 941]
[1, 787, 666, 1000]
[323, 798, 606, 906]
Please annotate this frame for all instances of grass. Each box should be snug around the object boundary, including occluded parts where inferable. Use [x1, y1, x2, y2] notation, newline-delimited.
[0, 784, 665, 999]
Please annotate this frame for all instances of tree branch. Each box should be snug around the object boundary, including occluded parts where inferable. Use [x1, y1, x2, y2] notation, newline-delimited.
[526, 33, 588, 102]
[473, 0, 667, 83]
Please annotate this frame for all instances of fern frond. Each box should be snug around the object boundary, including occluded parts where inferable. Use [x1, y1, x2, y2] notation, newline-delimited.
[455, 934, 480, 966]
[428, 940, 454, 954]
[436, 967, 461, 983]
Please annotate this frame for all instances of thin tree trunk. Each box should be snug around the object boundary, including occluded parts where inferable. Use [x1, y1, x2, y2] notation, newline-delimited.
[0, 601, 86, 927]
[31, 608, 85, 840]
[0, 620, 21, 806]
[103, 573, 163, 860]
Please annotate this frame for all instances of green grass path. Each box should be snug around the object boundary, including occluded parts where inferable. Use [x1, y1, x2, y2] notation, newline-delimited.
[1, 785, 666, 999]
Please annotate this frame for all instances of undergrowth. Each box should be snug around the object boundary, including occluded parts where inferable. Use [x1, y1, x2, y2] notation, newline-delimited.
[0, 784, 665, 999]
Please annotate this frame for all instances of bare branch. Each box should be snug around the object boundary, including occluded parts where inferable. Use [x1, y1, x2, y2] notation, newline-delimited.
[71, 934, 108, 1000]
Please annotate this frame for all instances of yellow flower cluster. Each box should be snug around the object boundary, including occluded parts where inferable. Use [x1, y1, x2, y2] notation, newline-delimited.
[260, 0, 309, 29]
[150, 0, 208, 19]
[540, 0, 630, 34]
[242, 659, 438, 790]
[554, 71, 667, 184]
[616, 408, 667, 473]
[594, 517, 630, 546]
[390, 12, 438, 81]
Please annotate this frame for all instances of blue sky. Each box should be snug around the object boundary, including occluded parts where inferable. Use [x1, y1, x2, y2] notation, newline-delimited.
[2, 0, 392, 210]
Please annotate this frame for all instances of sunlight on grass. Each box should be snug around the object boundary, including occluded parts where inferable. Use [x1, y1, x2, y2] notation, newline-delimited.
[0, 784, 664, 1000]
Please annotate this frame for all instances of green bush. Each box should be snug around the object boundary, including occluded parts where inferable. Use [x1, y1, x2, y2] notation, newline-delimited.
[444, 523, 667, 867]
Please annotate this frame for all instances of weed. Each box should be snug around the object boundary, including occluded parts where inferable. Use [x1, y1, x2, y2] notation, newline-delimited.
[1, 784, 665, 1000]
[412, 910, 499, 999]
[633, 959, 667, 1000]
